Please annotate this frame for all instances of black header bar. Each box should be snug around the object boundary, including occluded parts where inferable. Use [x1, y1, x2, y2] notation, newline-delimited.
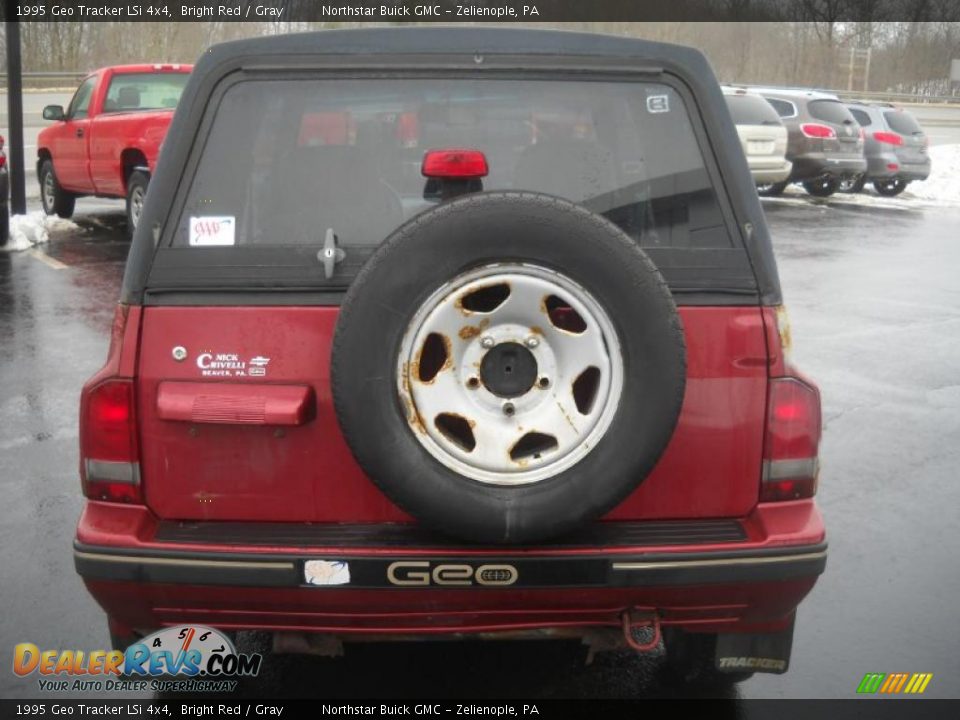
[4, 0, 960, 23]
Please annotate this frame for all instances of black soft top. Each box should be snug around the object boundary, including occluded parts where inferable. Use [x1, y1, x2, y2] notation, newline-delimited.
[123, 27, 781, 305]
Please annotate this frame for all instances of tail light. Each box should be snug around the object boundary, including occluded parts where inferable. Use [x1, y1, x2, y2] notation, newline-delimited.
[873, 131, 903, 146]
[761, 307, 821, 503]
[0, 135, 5, 168]
[800, 123, 836, 139]
[79, 306, 142, 503]
[422, 149, 489, 179]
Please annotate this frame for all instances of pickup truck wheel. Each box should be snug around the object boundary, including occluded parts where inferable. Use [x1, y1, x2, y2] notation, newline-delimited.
[661, 629, 754, 685]
[39, 160, 76, 219]
[126, 171, 150, 238]
[332, 192, 686, 544]
[802, 176, 838, 197]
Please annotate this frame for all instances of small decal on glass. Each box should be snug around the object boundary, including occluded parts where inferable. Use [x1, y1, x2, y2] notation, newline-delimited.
[646, 95, 670, 114]
[189, 216, 235, 246]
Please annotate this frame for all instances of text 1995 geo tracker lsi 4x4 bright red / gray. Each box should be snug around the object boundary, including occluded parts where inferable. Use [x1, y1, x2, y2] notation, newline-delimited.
[74, 28, 826, 685]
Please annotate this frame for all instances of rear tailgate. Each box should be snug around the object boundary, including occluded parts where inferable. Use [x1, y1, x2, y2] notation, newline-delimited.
[135, 71, 772, 525]
[137, 304, 767, 523]
[735, 125, 788, 169]
[808, 99, 863, 157]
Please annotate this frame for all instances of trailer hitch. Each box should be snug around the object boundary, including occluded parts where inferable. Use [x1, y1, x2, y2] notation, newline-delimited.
[621, 607, 662, 652]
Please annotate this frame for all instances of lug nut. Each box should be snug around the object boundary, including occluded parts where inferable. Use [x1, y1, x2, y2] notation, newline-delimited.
[525, 336, 540, 349]
[480, 336, 495, 349]
[502, 402, 516, 417]
[467, 376, 480, 390]
[538, 377, 550, 389]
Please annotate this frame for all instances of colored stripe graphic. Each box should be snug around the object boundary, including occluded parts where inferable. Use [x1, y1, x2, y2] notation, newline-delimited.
[906, 673, 933, 694]
[857, 673, 885, 693]
[880, 674, 899, 693]
[857, 672, 932, 694]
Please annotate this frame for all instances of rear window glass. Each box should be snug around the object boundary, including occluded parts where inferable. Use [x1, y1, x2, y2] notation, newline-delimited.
[764, 98, 796, 118]
[104, 72, 190, 113]
[174, 78, 732, 255]
[884, 110, 922, 135]
[724, 94, 781, 126]
[808, 100, 856, 125]
[848, 108, 872, 126]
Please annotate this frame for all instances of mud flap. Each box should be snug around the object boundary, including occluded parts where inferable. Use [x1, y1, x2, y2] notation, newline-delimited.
[715, 615, 795, 675]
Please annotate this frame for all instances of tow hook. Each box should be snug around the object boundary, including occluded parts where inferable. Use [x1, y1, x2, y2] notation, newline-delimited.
[621, 607, 661, 652]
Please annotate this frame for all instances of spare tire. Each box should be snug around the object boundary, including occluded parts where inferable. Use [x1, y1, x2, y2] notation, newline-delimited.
[331, 192, 686, 544]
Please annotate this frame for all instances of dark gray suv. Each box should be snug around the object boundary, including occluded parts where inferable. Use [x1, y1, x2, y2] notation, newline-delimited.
[843, 103, 931, 196]
[757, 89, 866, 197]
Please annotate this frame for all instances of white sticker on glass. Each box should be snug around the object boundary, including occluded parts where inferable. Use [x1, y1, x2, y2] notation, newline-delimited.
[189, 216, 236, 246]
[646, 95, 670, 114]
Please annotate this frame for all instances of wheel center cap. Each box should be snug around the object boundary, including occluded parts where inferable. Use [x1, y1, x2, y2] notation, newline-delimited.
[479, 342, 538, 398]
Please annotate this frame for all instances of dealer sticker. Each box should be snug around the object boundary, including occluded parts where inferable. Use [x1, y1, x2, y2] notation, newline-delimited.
[304, 560, 351, 586]
[189, 216, 235, 246]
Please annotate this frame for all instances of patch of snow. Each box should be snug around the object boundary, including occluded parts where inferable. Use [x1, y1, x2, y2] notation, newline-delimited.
[760, 143, 960, 210]
[1, 211, 78, 252]
[904, 144, 960, 206]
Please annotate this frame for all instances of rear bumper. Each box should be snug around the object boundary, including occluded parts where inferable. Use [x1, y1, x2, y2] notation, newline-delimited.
[865, 152, 931, 181]
[748, 158, 792, 184]
[791, 153, 866, 180]
[75, 501, 826, 637]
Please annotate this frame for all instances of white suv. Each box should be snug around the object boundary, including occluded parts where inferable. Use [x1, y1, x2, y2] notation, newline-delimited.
[723, 87, 792, 186]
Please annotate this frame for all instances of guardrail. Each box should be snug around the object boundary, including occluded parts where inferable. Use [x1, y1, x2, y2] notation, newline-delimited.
[728, 83, 960, 107]
[4, 73, 958, 102]
[834, 89, 960, 106]
[0, 71, 89, 90]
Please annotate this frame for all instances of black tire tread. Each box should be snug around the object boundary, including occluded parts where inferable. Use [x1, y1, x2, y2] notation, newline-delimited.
[39, 159, 76, 219]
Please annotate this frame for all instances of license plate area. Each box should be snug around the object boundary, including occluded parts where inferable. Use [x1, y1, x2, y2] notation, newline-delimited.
[747, 140, 775, 155]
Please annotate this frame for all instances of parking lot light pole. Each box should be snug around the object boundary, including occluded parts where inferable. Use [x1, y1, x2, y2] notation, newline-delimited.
[6, 20, 27, 215]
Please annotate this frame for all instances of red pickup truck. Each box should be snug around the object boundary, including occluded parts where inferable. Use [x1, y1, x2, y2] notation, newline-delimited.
[37, 64, 192, 236]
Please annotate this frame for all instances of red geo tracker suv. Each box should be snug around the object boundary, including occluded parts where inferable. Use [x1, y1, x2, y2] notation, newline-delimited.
[74, 28, 826, 685]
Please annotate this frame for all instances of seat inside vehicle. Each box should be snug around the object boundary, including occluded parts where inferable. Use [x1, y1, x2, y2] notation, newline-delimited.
[117, 86, 141, 110]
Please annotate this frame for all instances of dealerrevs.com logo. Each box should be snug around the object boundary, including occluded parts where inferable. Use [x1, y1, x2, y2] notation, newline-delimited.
[13, 625, 262, 693]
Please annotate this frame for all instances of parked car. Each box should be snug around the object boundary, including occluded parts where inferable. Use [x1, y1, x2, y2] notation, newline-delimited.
[722, 87, 792, 186]
[0, 135, 8, 245]
[756, 88, 866, 197]
[75, 29, 826, 685]
[37, 64, 192, 237]
[842, 102, 931, 196]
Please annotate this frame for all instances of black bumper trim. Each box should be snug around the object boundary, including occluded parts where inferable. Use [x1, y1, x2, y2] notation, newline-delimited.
[74, 541, 827, 589]
[153, 518, 747, 548]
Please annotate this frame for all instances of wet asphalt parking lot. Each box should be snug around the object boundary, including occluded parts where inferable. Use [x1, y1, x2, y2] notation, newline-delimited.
[1, 194, 959, 702]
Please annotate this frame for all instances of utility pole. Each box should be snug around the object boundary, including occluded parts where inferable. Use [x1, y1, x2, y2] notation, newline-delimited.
[6, 20, 27, 215]
[846, 46, 872, 94]
[848, 46, 855, 92]
[863, 47, 871, 92]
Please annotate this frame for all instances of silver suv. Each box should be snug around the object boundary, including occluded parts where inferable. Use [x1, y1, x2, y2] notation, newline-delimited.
[843, 103, 931, 196]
